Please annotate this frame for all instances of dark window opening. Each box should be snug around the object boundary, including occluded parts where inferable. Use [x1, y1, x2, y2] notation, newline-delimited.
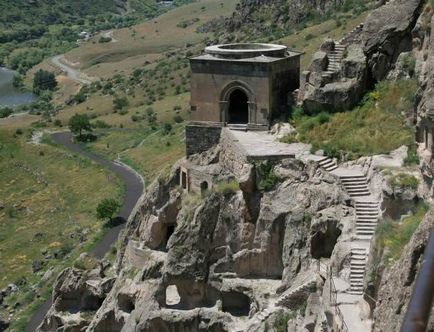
[228, 89, 249, 124]
[181, 171, 187, 190]
[200, 181, 209, 195]
[166, 224, 176, 246]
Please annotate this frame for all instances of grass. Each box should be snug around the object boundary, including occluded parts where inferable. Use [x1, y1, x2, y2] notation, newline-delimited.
[0, 127, 122, 326]
[388, 173, 419, 191]
[285, 80, 418, 160]
[214, 180, 239, 195]
[375, 202, 429, 264]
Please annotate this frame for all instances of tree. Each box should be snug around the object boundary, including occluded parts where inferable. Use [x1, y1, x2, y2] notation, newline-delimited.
[96, 198, 120, 221]
[33, 69, 57, 94]
[113, 96, 129, 112]
[68, 114, 92, 138]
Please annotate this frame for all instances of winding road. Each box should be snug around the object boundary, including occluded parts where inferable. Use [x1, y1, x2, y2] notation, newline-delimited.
[26, 131, 144, 332]
[51, 55, 93, 85]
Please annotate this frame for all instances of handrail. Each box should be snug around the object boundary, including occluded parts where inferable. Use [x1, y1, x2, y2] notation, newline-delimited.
[401, 225, 434, 332]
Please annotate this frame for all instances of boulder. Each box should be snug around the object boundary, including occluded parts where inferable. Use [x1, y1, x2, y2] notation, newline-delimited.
[362, 0, 425, 81]
[309, 51, 328, 72]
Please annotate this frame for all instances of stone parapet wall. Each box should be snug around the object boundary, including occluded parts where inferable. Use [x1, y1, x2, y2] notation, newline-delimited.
[219, 128, 249, 179]
[185, 122, 223, 157]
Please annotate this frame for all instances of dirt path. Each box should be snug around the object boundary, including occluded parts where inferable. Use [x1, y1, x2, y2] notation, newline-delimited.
[51, 55, 94, 85]
[26, 131, 144, 332]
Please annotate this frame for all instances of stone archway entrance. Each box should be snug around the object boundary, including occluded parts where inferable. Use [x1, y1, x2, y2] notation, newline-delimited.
[228, 89, 249, 124]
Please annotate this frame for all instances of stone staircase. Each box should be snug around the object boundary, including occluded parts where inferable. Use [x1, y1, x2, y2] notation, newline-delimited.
[322, 42, 346, 80]
[349, 247, 368, 295]
[355, 200, 379, 236]
[317, 156, 338, 172]
[338, 23, 364, 45]
[276, 278, 317, 308]
[338, 173, 370, 197]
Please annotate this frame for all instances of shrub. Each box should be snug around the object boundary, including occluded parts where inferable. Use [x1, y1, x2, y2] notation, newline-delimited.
[256, 161, 280, 191]
[162, 122, 173, 135]
[68, 113, 92, 138]
[0, 107, 13, 118]
[33, 69, 57, 94]
[214, 180, 239, 195]
[173, 115, 184, 123]
[96, 198, 120, 221]
[113, 96, 129, 112]
[388, 173, 419, 190]
[375, 202, 428, 263]
[98, 36, 112, 43]
[53, 119, 62, 127]
[404, 144, 420, 166]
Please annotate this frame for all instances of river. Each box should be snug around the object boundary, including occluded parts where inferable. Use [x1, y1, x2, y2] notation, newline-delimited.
[0, 67, 36, 107]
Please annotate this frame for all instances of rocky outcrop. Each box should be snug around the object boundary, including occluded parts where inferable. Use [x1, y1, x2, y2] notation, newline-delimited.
[39, 263, 115, 331]
[39, 141, 357, 331]
[299, 0, 424, 113]
[372, 208, 434, 331]
[362, 0, 424, 81]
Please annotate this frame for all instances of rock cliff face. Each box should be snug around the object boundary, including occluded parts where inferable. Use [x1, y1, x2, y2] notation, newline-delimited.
[372, 209, 434, 331]
[39, 147, 356, 331]
[298, 0, 424, 113]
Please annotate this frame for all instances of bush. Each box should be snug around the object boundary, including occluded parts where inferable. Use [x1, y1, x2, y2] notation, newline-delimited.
[33, 69, 57, 94]
[256, 161, 280, 191]
[0, 107, 13, 118]
[375, 202, 428, 263]
[173, 115, 184, 123]
[98, 36, 112, 43]
[93, 120, 111, 128]
[404, 144, 420, 166]
[388, 173, 419, 190]
[113, 96, 129, 112]
[162, 122, 173, 135]
[96, 198, 120, 221]
[53, 119, 62, 127]
[214, 180, 239, 195]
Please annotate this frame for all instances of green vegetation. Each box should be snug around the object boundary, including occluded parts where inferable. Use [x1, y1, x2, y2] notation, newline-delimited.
[0, 128, 122, 327]
[214, 180, 239, 195]
[273, 311, 294, 332]
[256, 161, 281, 191]
[96, 198, 121, 220]
[388, 173, 419, 191]
[285, 80, 418, 160]
[375, 202, 429, 264]
[69, 113, 92, 138]
[33, 69, 57, 94]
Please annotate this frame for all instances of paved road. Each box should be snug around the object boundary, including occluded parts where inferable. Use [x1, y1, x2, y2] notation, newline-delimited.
[26, 131, 144, 332]
[51, 55, 93, 85]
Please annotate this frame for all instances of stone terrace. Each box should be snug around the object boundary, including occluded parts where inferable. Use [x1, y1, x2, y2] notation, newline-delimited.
[224, 129, 310, 161]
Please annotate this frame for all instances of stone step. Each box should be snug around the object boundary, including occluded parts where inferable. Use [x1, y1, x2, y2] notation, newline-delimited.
[357, 218, 378, 223]
[355, 201, 379, 206]
[356, 206, 379, 211]
[341, 178, 367, 183]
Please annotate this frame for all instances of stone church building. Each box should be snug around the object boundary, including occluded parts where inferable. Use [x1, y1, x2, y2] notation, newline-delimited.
[181, 43, 302, 193]
[189, 43, 301, 130]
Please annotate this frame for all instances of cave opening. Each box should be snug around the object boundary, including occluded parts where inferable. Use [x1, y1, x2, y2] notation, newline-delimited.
[221, 291, 251, 317]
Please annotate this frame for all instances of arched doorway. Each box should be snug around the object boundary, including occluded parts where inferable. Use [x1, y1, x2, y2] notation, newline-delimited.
[228, 89, 249, 124]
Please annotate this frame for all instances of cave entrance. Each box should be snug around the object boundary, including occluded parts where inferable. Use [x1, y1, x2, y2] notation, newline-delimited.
[221, 291, 251, 317]
[228, 89, 249, 124]
[200, 181, 209, 195]
[165, 224, 176, 248]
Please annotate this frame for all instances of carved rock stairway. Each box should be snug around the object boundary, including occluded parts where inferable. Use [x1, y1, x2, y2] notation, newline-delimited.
[322, 42, 346, 79]
[349, 247, 368, 295]
[338, 23, 364, 45]
[317, 156, 338, 172]
[339, 174, 370, 197]
[355, 201, 379, 236]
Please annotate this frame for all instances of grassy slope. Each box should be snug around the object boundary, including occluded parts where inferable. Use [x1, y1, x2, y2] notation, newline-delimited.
[0, 128, 122, 328]
[286, 80, 418, 159]
[66, 0, 238, 73]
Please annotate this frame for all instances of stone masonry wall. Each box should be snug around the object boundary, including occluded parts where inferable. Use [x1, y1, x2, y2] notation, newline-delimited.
[185, 122, 223, 157]
[219, 128, 248, 179]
